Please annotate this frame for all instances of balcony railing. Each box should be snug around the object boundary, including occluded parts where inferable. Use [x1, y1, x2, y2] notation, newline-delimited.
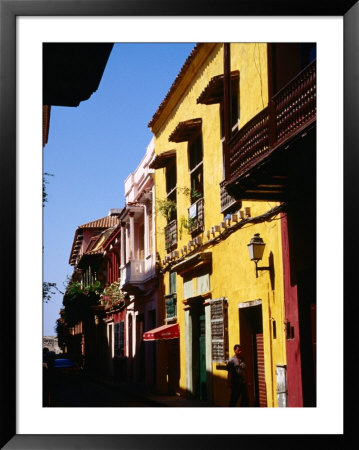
[165, 219, 177, 251]
[227, 60, 316, 184]
[220, 180, 240, 214]
[273, 60, 316, 142]
[120, 259, 145, 286]
[120, 257, 156, 290]
[188, 197, 204, 234]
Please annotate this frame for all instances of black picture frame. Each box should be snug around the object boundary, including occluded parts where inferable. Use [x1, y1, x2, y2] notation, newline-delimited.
[1, 1, 356, 448]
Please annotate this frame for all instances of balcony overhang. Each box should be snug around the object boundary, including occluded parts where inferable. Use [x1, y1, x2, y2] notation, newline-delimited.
[149, 149, 176, 169]
[169, 118, 202, 143]
[197, 71, 239, 105]
[224, 60, 316, 202]
[120, 204, 144, 222]
[226, 123, 316, 201]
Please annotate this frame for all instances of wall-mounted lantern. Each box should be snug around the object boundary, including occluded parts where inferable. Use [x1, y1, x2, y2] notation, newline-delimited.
[247, 233, 272, 278]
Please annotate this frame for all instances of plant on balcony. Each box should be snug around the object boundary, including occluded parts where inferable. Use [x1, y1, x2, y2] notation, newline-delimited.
[62, 280, 103, 327]
[177, 186, 202, 204]
[156, 198, 177, 222]
[179, 216, 197, 239]
[100, 280, 125, 310]
[156, 188, 201, 223]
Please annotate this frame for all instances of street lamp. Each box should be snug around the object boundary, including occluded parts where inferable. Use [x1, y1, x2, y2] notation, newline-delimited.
[247, 233, 271, 278]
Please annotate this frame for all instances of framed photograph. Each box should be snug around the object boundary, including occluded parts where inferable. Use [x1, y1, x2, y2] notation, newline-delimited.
[1, 1, 356, 448]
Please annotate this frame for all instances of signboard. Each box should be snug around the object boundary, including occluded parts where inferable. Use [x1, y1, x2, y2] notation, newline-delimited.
[210, 298, 228, 362]
[189, 202, 197, 218]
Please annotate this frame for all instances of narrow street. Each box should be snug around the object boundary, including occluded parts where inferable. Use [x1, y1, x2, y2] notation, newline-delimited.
[47, 375, 159, 407]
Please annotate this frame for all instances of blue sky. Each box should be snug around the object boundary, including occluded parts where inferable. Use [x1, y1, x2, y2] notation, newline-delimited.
[43, 43, 196, 336]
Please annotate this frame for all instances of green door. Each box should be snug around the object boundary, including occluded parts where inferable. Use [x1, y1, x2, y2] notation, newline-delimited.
[192, 305, 207, 400]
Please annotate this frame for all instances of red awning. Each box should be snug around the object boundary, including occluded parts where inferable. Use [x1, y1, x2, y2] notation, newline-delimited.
[143, 323, 179, 341]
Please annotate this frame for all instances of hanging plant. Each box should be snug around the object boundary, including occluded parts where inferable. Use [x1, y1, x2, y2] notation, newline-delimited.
[179, 215, 198, 239]
[100, 279, 125, 309]
[156, 198, 177, 222]
[178, 187, 202, 202]
[62, 280, 104, 326]
[156, 188, 201, 224]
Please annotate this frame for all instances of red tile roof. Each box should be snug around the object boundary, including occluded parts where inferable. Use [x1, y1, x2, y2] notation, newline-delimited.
[78, 215, 120, 229]
[69, 215, 120, 265]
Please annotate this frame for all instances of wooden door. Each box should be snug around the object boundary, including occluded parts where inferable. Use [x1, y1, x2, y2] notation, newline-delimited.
[239, 304, 266, 407]
[191, 304, 207, 400]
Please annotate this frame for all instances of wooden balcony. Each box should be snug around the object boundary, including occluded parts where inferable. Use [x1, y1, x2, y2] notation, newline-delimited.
[225, 60, 316, 200]
[165, 219, 177, 251]
[188, 197, 204, 234]
[220, 180, 241, 214]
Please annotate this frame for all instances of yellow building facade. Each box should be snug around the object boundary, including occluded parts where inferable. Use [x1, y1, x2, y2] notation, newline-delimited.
[149, 43, 287, 407]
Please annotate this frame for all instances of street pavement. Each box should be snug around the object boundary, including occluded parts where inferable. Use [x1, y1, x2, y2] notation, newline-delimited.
[46, 373, 213, 407]
[48, 375, 158, 407]
[89, 374, 214, 407]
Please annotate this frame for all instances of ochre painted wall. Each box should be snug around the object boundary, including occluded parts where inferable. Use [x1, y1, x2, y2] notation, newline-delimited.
[152, 43, 286, 406]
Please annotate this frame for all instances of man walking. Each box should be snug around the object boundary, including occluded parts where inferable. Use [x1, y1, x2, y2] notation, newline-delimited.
[227, 344, 249, 407]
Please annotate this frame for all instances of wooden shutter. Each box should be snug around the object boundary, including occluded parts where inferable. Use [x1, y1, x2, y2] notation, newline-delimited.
[256, 333, 267, 407]
[210, 298, 229, 362]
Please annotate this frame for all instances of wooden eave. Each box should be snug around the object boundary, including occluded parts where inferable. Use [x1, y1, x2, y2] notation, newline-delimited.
[43, 43, 113, 106]
[68, 215, 120, 264]
[171, 252, 212, 276]
[76, 252, 103, 270]
[169, 118, 202, 143]
[102, 224, 122, 252]
[43, 105, 51, 147]
[197, 70, 239, 105]
[149, 149, 176, 169]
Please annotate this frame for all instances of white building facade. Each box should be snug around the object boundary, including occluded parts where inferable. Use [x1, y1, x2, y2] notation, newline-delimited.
[119, 138, 158, 386]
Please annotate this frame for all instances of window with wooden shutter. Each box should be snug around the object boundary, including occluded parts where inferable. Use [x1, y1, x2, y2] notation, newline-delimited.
[165, 271, 177, 320]
[210, 298, 229, 363]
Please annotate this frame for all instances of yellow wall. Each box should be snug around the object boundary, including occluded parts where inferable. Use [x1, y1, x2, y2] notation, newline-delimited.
[152, 43, 286, 406]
